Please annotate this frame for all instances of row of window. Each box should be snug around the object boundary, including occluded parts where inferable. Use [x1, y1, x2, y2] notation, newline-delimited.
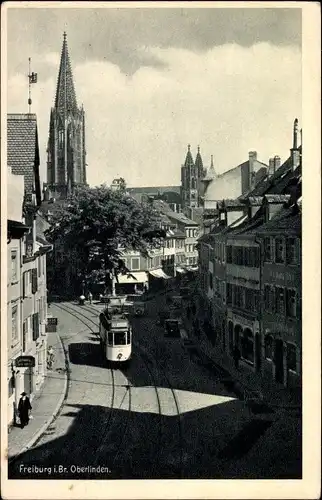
[11, 250, 45, 284]
[226, 246, 260, 268]
[227, 323, 298, 371]
[264, 285, 300, 318]
[226, 284, 260, 313]
[264, 335, 297, 371]
[128, 254, 189, 271]
[11, 307, 41, 345]
[264, 237, 300, 265]
[201, 237, 301, 268]
[185, 244, 197, 253]
[186, 229, 198, 239]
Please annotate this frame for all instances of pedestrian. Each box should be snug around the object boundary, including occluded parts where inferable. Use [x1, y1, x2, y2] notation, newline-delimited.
[18, 392, 32, 429]
[233, 345, 241, 370]
[88, 291, 93, 304]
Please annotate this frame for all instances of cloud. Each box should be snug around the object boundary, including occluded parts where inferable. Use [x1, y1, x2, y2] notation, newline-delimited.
[7, 42, 301, 188]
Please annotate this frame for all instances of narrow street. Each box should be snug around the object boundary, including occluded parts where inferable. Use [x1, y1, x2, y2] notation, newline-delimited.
[8, 293, 293, 480]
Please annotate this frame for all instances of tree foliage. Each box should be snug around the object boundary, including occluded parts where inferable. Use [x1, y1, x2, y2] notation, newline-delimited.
[45, 184, 166, 287]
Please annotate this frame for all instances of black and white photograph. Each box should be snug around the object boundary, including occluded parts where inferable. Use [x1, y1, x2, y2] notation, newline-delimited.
[1, 2, 320, 499]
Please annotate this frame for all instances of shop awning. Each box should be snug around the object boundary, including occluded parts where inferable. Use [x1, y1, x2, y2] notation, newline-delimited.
[175, 267, 187, 274]
[116, 272, 148, 284]
[149, 269, 171, 280]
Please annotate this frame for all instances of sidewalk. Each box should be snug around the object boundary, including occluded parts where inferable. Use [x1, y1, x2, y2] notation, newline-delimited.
[184, 314, 301, 411]
[8, 329, 68, 461]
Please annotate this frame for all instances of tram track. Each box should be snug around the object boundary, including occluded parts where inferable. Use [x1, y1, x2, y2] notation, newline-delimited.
[79, 303, 182, 476]
[55, 301, 185, 478]
[58, 303, 163, 476]
[133, 339, 185, 478]
[53, 303, 132, 476]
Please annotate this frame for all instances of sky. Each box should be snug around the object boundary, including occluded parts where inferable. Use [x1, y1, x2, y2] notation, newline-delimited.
[6, 5, 302, 188]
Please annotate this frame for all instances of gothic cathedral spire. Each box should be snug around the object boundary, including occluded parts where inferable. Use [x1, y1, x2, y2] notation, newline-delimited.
[54, 31, 78, 113]
[46, 32, 87, 200]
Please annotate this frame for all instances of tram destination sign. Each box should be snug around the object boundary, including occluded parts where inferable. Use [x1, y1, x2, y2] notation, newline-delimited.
[15, 355, 35, 368]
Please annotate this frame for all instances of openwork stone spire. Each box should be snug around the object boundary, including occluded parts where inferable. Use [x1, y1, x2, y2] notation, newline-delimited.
[54, 32, 78, 112]
[184, 144, 194, 168]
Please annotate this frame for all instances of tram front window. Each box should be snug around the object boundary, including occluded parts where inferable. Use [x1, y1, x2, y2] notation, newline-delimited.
[107, 332, 113, 345]
[126, 329, 131, 344]
[113, 331, 127, 345]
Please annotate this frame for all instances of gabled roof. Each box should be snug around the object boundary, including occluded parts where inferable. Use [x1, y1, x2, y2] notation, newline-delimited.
[254, 206, 301, 235]
[247, 196, 264, 206]
[54, 32, 78, 112]
[165, 211, 199, 226]
[7, 113, 41, 205]
[217, 199, 245, 210]
[172, 229, 186, 238]
[264, 194, 291, 204]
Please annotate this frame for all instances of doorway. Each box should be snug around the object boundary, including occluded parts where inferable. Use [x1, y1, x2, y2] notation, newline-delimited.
[274, 339, 284, 384]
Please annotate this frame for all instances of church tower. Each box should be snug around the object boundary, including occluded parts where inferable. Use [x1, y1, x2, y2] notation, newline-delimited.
[180, 144, 204, 213]
[46, 32, 86, 199]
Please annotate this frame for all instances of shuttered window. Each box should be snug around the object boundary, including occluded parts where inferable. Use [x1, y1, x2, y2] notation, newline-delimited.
[22, 321, 27, 352]
[32, 312, 40, 341]
[32, 268, 38, 294]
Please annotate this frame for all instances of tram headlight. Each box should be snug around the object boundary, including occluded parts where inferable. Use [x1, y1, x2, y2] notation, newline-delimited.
[117, 353, 122, 360]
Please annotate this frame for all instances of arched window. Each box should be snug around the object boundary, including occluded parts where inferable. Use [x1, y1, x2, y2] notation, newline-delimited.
[234, 324, 242, 346]
[241, 328, 254, 363]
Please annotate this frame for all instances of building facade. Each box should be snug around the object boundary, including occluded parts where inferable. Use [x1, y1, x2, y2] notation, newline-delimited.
[45, 32, 86, 200]
[7, 114, 52, 425]
[196, 119, 302, 392]
[258, 204, 301, 389]
[201, 151, 268, 211]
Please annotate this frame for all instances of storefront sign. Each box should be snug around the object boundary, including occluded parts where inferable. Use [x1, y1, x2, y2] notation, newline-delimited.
[15, 355, 35, 368]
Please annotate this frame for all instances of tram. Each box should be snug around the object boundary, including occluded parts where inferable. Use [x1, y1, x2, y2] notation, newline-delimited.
[99, 302, 132, 366]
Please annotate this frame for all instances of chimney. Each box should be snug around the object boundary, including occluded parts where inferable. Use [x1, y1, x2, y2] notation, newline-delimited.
[274, 155, 281, 171]
[293, 118, 298, 149]
[248, 151, 257, 188]
[291, 118, 300, 170]
[268, 158, 275, 177]
[249, 151, 257, 162]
